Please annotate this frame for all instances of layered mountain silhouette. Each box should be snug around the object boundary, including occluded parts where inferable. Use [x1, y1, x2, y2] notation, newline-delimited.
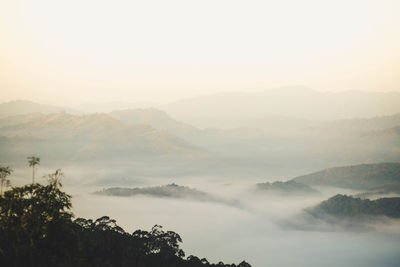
[1, 98, 400, 176]
[163, 87, 400, 128]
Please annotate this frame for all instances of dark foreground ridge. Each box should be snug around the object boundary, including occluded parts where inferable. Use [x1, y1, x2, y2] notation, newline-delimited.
[0, 182, 251, 267]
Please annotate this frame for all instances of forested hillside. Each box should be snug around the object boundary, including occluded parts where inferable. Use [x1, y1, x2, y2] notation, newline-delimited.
[0, 181, 251, 267]
[307, 194, 400, 218]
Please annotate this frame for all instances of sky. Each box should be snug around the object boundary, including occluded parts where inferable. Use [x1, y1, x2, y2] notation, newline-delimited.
[0, 0, 400, 105]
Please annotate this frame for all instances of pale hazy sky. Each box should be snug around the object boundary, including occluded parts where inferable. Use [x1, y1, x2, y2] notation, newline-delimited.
[1, 0, 400, 105]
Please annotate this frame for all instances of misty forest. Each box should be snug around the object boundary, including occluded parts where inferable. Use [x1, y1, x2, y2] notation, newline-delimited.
[2, 1, 400, 266]
[1, 90, 400, 267]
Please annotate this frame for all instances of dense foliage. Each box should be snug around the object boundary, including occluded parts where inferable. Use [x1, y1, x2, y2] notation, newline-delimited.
[0, 182, 251, 267]
[309, 194, 400, 218]
[0, 165, 12, 194]
[96, 183, 209, 200]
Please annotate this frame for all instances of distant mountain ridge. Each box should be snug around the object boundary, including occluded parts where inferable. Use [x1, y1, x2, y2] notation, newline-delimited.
[109, 108, 200, 137]
[0, 100, 79, 118]
[163, 87, 400, 128]
[256, 180, 319, 195]
[1, 99, 400, 177]
[292, 162, 400, 190]
[0, 112, 204, 162]
[315, 113, 400, 133]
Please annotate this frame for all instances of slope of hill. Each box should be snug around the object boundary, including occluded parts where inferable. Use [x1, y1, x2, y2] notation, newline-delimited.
[163, 87, 400, 128]
[356, 183, 400, 198]
[109, 108, 200, 137]
[0, 182, 251, 267]
[0, 100, 78, 118]
[0, 112, 46, 128]
[292, 163, 400, 190]
[75, 101, 156, 113]
[307, 194, 400, 219]
[315, 113, 400, 133]
[1, 102, 400, 177]
[0, 112, 203, 162]
[255, 180, 319, 195]
[96, 183, 211, 201]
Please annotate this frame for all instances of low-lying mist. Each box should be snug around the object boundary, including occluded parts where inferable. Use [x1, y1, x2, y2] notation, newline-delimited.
[10, 165, 399, 267]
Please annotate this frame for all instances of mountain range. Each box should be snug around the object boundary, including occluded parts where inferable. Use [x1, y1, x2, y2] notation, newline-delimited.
[4, 87, 400, 128]
[1, 96, 400, 176]
[0, 112, 203, 163]
[162, 87, 400, 128]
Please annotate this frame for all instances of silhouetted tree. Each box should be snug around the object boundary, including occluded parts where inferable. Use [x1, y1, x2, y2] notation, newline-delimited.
[44, 168, 64, 187]
[0, 166, 12, 195]
[0, 161, 252, 267]
[27, 156, 40, 184]
[0, 181, 77, 266]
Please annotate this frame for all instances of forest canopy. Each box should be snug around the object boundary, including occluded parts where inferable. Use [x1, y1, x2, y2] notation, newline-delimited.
[0, 177, 251, 267]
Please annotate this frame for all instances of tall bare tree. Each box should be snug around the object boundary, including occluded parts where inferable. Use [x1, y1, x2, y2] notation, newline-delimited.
[0, 166, 13, 195]
[45, 169, 64, 187]
[27, 156, 40, 184]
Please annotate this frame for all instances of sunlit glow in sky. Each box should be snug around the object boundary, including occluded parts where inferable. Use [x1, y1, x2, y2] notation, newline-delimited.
[1, 0, 399, 105]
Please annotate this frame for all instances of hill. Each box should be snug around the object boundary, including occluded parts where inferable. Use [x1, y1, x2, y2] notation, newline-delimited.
[356, 183, 400, 198]
[292, 163, 400, 190]
[109, 108, 200, 137]
[0, 112, 46, 128]
[0, 181, 251, 267]
[314, 113, 400, 134]
[255, 180, 319, 195]
[95, 183, 211, 201]
[0, 112, 203, 162]
[1, 102, 400, 177]
[307, 194, 400, 219]
[95, 183, 241, 207]
[163, 87, 400, 128]
[0, 100, 78, 118]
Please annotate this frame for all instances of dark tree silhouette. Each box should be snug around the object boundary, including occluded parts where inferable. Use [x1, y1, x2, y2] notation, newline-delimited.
[0, 166, 12, 195]
[0, 171, 252, 267]
[0, 182, 77, 266]
[27, 156, 40, 184]
[44, 168, 64, 186]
